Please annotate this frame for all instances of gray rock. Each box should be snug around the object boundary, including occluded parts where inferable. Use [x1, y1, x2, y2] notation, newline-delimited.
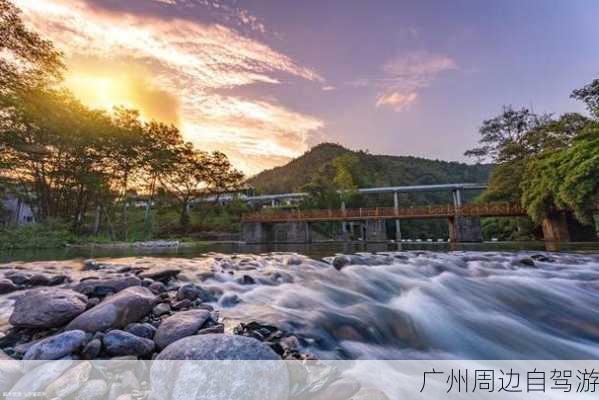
[154, 310, 211, 350]
[24, 330, 87, 360]
[81, 339, 102, 359]
[219, 293, 240, 307]
[351, 388, 391, 400]
[7, 360, 73, 400]
[126, 322, 156, 339]
[5, 271, 31, 285]
[152, 335, 287, 400]
[74, 276, 141, 296]
[27, 273, 51, 286]
[176, 283, 216, 302]
[172, 299, 192, 310]
[9, 288, 88, 328]
[103, 330, 155, 356]
[332, 255, 351, 270]
[153, 302, 171, 316]
[67, 286, 156, 332]
[0, 356, 22, 393]
[139, 266, 181, 281]
[156, 333, 281, 360]
[0, 279, 17, 294]
[45, 361, 92, 398]
[76, 379, 109, 400]
[149, 281, 167, 294]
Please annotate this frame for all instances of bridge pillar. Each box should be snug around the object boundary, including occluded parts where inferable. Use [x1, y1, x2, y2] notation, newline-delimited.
[393, 192, 402, 241]
[242, 222, 272, 244]
[542, 212, 597, 242]
[448, 216, 483, 243]
[272, 221, 312, 243]
[365, 219, 387, 242]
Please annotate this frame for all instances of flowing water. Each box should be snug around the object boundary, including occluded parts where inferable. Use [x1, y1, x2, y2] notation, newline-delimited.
[2, 245, 599, 360]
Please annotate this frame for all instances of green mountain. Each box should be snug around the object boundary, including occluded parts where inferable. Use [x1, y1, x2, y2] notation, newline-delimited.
[248, 143, 492, 194]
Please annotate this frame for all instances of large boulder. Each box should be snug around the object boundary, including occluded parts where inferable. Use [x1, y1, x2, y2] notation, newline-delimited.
[103, 330, 155, 357]
[23, 330, 87, 360]
[9, 288, 88, 328]
[66, 287, 156, 333]
[74, 276, 141, 296]
[156, 334, 281, 360]
[152, 334, 287, 400]
[154, 310, 210, 350]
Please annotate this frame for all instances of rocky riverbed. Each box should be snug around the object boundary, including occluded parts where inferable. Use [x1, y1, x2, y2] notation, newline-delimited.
[1, 250, 599, 362]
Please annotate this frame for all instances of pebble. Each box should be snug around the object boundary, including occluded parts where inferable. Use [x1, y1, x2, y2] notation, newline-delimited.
[103, 330, 155, 357]
[177, 283, 216, 302]
[126, 322, 157, 339]
[74, 276, 141, 296]
[149, 281, 167, 294]
[81, 338, 102, 359]
[154, 309, 211, 350]
[75, 379, 109, 400]
[138, 266, 181, 281]
[23, 330, 87, 360]
[45, 361, 92, 398]
[0, 279, 17, 294]
[153, 303, 171, 316]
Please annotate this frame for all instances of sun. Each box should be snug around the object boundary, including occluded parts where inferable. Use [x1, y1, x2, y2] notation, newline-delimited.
[65, 72, 137, 113]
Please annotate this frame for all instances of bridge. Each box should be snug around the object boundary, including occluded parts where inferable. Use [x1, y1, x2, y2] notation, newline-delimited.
[240, 183, 597, 244]
[241, 202, 526, 243]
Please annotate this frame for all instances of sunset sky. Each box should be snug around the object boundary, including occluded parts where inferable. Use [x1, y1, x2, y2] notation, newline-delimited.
[13, 0, 599, 175]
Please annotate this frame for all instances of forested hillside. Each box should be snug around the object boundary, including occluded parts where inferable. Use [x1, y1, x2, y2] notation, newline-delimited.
[248, 143, 492, 194]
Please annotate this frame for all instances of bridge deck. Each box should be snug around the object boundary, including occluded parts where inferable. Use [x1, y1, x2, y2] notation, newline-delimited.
[242, 202, 526, 223]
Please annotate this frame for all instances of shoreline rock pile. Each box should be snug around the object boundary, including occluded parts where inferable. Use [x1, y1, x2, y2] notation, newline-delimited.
[0, 259, 309, 362]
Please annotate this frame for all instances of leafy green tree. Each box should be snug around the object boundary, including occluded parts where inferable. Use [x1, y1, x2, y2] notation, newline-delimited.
[571, 79, 599, 120]
[521, 125, 599, 224]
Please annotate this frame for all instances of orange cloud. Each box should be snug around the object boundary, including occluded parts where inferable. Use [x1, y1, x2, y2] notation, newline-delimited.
[13, 0, 325, 174]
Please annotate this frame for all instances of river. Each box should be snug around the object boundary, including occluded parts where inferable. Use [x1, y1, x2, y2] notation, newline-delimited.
[2, 242, 599, 360]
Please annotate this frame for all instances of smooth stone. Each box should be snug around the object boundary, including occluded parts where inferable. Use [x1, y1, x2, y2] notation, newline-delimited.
[176, 284, 216, 302]
[103, 330, 155, 357]
[219, 293, 240, 307]
[24, 330, 87, 360]
[152, 335, 287, 400]
[76, 379, 109, 400]
[351, 388, 391, 400]
[74, 276, 141, 296]
[0, 279, 17, 294]
[5, 272, 31, 285]
[310, 378, 361, 400]
[10, 288, 88, 328]
[6, 360, 73, 400]
[138, 266, 181, 281]
[126, 322, 157, 339]
[154, 310, 211, 350]
[149, 281, 167, 294]
[0, 356, 22, 393]
[332, 255, 351, 270]
[153, 303, 171, 316]
[45, 361, 92, 398]
[81, 339, 102, 359]
[157, 334, 282, 360]
[171, 299, 192, 311]
[67, 286, 156, 332]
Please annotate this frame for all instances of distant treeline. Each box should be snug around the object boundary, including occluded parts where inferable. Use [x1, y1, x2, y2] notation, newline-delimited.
[0, 0, 243, 240]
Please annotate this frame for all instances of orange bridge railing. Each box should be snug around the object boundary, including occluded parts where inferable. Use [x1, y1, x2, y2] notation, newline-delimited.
[241, 202, 526, 223]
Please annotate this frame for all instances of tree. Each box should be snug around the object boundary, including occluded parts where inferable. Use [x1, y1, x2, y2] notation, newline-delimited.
[464, 106, 546, 163]
[571, 79, 599, 120]
[0, 0, 63, 93]
[521, 125, 599, 224]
